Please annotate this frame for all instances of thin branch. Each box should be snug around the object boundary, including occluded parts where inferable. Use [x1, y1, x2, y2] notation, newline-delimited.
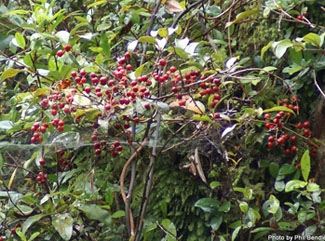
[171, 0, 204, 29]
[140, 0, 162, 65]
[313, 70, 325, 100]
[134, 113, 161, 241]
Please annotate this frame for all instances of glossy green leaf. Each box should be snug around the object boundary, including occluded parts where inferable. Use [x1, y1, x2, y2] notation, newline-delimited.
[239, 201, 248, 213]
[138, 36, 156, 44]
[303, 33, 320, 47]
[210, 216, 223, 231]
[263, 106, 295, 115]
[275, 39, 292, 58]
[22, 214, 48, 234]
[194, 198, 219, 213]
[15, 32, 25, 49]
[232, 226, 241, 241]
[301, 150, 310, 182]
[285, 180, 307, 192]
[112, 210, 125, 218]
[52, 213, 73, 240]
[261, 41, 274, 60]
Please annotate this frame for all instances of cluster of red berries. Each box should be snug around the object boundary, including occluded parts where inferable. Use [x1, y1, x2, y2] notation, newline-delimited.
[51, 118, 65, 132]
[110, 140, 123, 158]
[36, 171, 48, 184]
[30, 122, 48, 143]
[266, 133, 298, 155]
[56, 44, 71, 57]
[279, 96, 299, 113]
[57, 150, 74, 171]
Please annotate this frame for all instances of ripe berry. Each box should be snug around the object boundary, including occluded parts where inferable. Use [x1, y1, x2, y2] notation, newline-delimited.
[284, 149, 291, 155]
[170, 66, 177, 72]
[159, 59, 166, 66]
[144, 103, 150, 109]
[268, 136, 275, 142]
[179, 100, 186, 106]
[11, 228, 16, 234]
[126, 64, 132, 71]
[296, 123, 303, 129]
[51, 109, 57, 116]
[39, 158, 45, 165]
[291, 136, 297, 142]
[56, 50, 64, 57]
[64, 45, 71, 52]
[267, 142, 273, 148]
[297, 15, 303, 21]
[303, 121, 310, 128]
[124, 52, 131, 59]
[264, 113, 270, 119]
[80, 69, 86, 76]
[291, 146, 297, 152]
[95, 149, 101, 156]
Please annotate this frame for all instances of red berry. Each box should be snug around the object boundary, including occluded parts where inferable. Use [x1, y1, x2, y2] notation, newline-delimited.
[80, 69, 86, 76]
[178, 100, 186, 106]
[267, 142, 273, 148]
[11, 228, 16, 234]
[291, 146, 297, 152]
[39, 158, 45, 165]
[64, 45, 71, 52]
[126, 64, 132, 71]
[170, 66, 177, 72]
[159, 59, 166, 66]
[56, 50, 64, 57]
[116, 146, 123, 152]
[296, 123, 303, 129]
[51, 109, 57, 116]
[264, 113, 270, 119]
[297, 15, 303, 21]
[144, 103, 150, 109]
[94, 149, 101, 156]
[71, 71, 77, 77]
[303, 121, 310, 128]
[284, 149, 291, 155]
[124, 52, 131, 59]
[268, 136, 275, 142]
[291, 136, 297, 142]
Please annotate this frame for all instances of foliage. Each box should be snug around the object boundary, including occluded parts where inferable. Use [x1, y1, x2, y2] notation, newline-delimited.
[1, 0, 325, 240]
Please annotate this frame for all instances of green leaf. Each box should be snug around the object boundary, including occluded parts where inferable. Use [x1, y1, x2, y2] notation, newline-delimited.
[4, 10, 30, 16]
[278, 164, 296, 175]
[232, 226, 241, 241]
[239, 201, 248, 213]
[15, 228, 27, 241]
[15, 32, 26, 49]
[267, 195, 280, 214]
[275, 39, 292, 58]
[175, 47, 188, 59]
[77, 204, 112, 225]
[303, 33, 321, 47]
[87, 0, 106, 9]
[1, 69, 24, 81]
[261, 41, 274, 60]
[209, 181, 221, 189]
[194, 198, 219, 213]
[138, 36, 156, 44]
[135, 63, 149, 78]
[218, 201, 231, 212]
[29, 232, 41, 241]
[269, 162, 279, 177]
[52, 213, 73, 240]
[111, 210, 125, 218]
[210, 216, 223, 231]
[22, 214, 48, 234]
[192, 115, 213, 123]
[283, 64, 303, 75]
[263, 106, 295, 115]
[250, 227, 274, 233]
[307, 183, 320, 192]
[285, 180, 307, 192]
[301, 150, 310, 182]
[227, 9, 260, 27]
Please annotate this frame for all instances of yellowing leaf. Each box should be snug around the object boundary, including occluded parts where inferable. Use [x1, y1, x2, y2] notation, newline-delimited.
[164, 0, 184, 13]
[1, 69, 24, 81]
[8, 168, 18, 190]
